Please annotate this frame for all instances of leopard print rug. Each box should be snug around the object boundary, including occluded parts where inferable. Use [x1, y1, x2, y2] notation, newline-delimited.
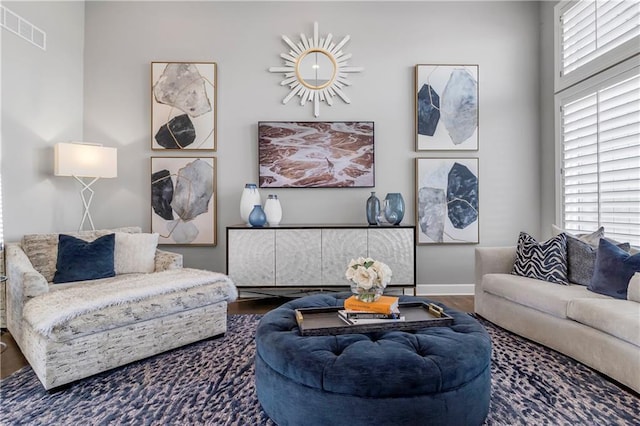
[1, 314, 637, 425]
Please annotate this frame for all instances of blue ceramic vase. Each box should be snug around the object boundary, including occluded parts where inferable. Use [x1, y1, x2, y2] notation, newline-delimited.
[366, 192, 380, 225]
[384, 193, 405, 225]
[249, 205, 267, 227]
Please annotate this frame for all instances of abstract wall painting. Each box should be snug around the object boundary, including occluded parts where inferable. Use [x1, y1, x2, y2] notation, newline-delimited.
[258, 121, 374, 188]
[151, 157, 216, 246]
[416, 158, 479, 244]
[415, 65, 478, 151]
[151, 62, 216, 150]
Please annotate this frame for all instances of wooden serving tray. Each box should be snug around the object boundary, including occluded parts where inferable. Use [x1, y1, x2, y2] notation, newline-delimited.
[295, 302, 454, 336]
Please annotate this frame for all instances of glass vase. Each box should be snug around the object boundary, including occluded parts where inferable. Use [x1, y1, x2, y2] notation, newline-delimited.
[248, 205, 267, 227]
[366, 192, 380, 225]
[384, 193, 405, 225]
[376, 199, 391, 225]
[350, 282, 383, 302]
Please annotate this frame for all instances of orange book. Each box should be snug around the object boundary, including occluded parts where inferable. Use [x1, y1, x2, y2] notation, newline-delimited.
[344, 295, 400, 315]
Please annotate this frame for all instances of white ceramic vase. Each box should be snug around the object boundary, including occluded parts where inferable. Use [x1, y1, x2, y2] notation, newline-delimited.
[264, 194, 282, 226]
[240, 184, 261, 225]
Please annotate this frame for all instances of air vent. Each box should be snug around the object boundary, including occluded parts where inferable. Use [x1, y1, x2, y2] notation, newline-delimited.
[0, 5, 46, 50]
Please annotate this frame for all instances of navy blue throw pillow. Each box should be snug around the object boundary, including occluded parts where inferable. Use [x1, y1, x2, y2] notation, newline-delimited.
[53, 234, 116, 284]
[588, 239, 640, 299]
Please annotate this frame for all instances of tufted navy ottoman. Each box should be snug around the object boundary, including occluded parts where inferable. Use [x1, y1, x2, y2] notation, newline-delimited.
[255, 294, 491, 426]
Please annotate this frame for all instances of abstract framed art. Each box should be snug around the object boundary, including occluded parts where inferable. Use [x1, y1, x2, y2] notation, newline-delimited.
[415, 64, 478, 151]
[258, 121, 374, 188]
[151, 62, 217, 151]
[151, 157, 217, 246]
[415, 158, 479, 244]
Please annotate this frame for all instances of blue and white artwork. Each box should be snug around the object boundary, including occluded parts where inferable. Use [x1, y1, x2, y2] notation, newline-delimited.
[415, 65, 478, 151]
[151, 157, 217, 246]
[416, 158, 479, 244]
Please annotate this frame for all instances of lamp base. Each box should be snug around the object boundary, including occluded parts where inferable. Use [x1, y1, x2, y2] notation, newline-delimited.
[74, 176, 100, 231]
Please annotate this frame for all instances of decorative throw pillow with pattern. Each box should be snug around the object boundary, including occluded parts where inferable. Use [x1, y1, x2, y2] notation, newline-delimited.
[512, 232, 568, 285]
[566, 233, 630, 286]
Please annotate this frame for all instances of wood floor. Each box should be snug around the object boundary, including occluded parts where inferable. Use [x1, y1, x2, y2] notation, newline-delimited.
[0, 295, 473, 380]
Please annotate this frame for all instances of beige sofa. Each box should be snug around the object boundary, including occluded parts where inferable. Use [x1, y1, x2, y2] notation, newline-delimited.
[475, 246, 640, 393]
[6, 227, 237, 390]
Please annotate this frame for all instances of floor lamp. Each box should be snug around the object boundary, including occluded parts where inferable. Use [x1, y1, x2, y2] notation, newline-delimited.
[54, 142, 118, 231]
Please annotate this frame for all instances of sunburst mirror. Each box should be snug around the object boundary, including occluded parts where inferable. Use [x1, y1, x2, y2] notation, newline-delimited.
[269, 22, 364, 117]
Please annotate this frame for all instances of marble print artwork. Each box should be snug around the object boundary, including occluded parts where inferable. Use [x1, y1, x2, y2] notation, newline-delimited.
[259, 122, 374, 188]
[151, 157, 216, 245]
[151, 62, 216, 150]
[416, 65, 478, 151]
[417, 157, 479, 244]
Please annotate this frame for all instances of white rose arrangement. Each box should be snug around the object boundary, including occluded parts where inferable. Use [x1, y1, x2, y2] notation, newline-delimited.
[345, 257, 392, 301]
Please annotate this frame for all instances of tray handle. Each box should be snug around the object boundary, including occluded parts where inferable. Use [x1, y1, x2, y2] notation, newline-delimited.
[428, 303, 444, 318]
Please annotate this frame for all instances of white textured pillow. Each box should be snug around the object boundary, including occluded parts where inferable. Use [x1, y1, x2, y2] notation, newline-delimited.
[551, 224, 604, 245]
[552, 224, 638, 251]
[114, 232, 159, 274]
[628, 272, 640, 303]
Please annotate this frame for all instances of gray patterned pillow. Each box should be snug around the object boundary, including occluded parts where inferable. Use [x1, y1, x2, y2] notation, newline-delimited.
[512, 232, 568, 285]
[566, 234, 630, 286]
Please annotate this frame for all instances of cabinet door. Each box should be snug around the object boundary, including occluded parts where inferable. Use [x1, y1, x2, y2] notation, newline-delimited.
[368, 228, 415, 285]
[276, 229, 322, 286]
[227, 229, 275, 286]
[322, 229, 368, 285]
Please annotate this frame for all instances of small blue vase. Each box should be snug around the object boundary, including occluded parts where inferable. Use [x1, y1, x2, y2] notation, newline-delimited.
[384, 193, 405, 225]
[366, 192, 380, 225]
[248, 205, 267, 227]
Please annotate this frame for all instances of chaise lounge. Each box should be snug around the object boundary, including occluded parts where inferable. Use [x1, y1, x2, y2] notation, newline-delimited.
[5, 227, 237, 390]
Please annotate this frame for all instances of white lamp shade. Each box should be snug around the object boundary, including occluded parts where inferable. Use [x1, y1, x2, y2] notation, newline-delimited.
[54, 142, 118, 178]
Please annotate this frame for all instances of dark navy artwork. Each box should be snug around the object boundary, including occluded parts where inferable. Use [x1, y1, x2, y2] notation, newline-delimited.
[447, 162, 479, 229]
[417, 84, 440, 137]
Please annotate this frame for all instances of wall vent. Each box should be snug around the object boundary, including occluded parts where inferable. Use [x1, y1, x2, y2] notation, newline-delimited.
[0, 5, 46, 50]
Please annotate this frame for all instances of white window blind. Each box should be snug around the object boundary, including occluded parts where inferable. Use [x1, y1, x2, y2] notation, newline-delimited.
[560, 0, 640, 77]
[561, 71, 640, 245]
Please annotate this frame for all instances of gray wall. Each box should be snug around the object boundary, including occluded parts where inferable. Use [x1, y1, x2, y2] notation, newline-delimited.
[2, 1, 549, 290]
[539, 1, 559, 239]
[1, 1, 85, 234]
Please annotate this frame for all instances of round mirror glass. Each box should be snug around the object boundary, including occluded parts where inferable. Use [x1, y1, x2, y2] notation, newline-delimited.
[296, 49, 336, 90]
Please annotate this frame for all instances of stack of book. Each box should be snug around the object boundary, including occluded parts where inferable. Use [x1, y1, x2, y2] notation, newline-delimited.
[339, 295, 404, 325]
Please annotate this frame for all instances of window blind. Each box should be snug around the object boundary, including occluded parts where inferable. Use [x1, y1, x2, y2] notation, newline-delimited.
[561, 72, 640, 246]
[561, 0, 640, 76]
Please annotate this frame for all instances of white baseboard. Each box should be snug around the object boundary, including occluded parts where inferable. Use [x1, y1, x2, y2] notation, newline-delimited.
[416, 284, 475, 296]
